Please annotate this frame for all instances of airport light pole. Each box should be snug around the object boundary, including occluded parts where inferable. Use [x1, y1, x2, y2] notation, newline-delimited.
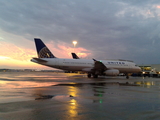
[72, 41, 77, 52]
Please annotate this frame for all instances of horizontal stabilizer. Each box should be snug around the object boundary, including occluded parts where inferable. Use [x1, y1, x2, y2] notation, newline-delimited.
[32, 58, 47, 62]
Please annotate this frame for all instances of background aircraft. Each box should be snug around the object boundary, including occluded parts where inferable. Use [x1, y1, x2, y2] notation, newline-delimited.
[71, 53, 80, 59]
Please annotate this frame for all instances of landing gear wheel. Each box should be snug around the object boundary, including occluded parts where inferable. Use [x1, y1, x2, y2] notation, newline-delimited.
[93, 74, 98, 78]
[126, 76, 129, 79]
[87, 74, 91, 78]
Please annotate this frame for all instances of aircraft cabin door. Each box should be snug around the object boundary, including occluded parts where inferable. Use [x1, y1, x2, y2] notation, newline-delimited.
[54, 59, 59, 68]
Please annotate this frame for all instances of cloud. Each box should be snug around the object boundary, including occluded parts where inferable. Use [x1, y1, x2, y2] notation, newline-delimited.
[0, 0, 160, 65]
[0, 37, 4, 41]
[46, 41, 91, 58]
[0, 41, 36, 61]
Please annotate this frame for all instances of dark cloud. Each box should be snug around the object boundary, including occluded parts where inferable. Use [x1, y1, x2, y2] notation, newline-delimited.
[1, 0, 160, 64]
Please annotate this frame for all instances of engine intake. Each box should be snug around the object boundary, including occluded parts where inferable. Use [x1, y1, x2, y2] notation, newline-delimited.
[104, 69, 119, 76]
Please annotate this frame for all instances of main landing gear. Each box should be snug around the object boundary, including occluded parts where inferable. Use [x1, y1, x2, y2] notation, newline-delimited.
[93, 74, 98, 78]
[126, 74, 129, 79]
[87, 73, 91, 78]
[126, 76, 129, 79]
[87, 73, 98, 78]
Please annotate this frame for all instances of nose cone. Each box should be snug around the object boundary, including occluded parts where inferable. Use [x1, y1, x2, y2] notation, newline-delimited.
[138, 67, 142, 72]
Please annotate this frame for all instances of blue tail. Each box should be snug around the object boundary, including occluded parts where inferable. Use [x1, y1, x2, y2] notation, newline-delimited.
[34, 38, 56, 58]
[71, 53, 80, 59]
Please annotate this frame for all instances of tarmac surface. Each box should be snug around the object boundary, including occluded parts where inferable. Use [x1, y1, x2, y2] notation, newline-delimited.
[0, 72, 160, 120]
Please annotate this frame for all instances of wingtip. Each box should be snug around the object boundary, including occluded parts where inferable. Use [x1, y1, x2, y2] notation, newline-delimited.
[93, 58, 97, 61]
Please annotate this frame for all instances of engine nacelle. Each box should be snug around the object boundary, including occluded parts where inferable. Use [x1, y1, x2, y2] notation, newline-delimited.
[104, 69, 119, 76]
[82, 68, 92, 72]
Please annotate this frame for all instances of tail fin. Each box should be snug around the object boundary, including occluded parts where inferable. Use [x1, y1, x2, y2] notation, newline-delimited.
[34, 38, 56, 58]
[71, 53, 80, 59]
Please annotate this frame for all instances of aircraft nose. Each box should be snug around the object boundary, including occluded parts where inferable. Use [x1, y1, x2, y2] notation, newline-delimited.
[138, 67, 142, 72]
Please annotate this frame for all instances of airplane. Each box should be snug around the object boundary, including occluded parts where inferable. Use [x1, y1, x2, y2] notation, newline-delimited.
[31, 38, 141, 79]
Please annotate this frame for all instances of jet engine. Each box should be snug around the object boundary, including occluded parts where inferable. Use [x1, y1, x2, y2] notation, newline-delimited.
[82, 68, 92, 72]
[104, 69, 119, 76]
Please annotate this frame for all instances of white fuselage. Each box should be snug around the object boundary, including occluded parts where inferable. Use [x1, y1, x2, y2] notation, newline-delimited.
[31, 58, 141, 73]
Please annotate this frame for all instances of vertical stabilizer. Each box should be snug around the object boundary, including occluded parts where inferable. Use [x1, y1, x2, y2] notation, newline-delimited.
[34, 38, 56, 58]
[71, 53, 80, 59]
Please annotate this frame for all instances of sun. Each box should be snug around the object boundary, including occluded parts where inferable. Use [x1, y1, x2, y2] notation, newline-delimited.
[0, 56, 10, 60]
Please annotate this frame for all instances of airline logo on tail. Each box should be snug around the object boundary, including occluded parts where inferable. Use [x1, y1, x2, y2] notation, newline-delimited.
[34, 38, 56, 58]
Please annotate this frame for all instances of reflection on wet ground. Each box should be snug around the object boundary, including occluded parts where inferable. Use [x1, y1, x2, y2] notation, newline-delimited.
[0, 72, 160, 120]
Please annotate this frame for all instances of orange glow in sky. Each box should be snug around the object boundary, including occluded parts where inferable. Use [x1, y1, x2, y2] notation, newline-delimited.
[0, 40, 91, 70]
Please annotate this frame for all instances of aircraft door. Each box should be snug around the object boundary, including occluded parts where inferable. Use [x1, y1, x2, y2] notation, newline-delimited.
[129, 64, 134, 72]
[54, 59, 59, 68]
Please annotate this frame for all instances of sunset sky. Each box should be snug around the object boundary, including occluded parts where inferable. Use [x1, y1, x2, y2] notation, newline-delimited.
[1, 0, 160, 69]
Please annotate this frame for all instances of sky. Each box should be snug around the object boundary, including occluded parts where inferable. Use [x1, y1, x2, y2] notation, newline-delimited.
[1, 0, 160, 69]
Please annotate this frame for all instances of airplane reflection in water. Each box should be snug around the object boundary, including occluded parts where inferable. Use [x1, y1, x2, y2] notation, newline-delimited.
[31, 38, 141, 79]
[32, 77, 156, 105]
[51, 82, 124, 104]
[32, 78, 146, 104]
[92, 82, 106, 103]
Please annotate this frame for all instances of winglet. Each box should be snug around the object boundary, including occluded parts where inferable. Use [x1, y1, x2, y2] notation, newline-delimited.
[34, 38, 56, 58]
[93, 58, 97, 61]
[32, 58, 47, 62]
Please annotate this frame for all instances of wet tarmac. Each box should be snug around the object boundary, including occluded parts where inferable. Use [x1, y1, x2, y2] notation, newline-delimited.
[0, 72, 160, 120]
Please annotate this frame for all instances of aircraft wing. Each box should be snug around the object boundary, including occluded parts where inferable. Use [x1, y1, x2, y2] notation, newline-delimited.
[92, 59, 107, 74]
[81, 59, 107, 73]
